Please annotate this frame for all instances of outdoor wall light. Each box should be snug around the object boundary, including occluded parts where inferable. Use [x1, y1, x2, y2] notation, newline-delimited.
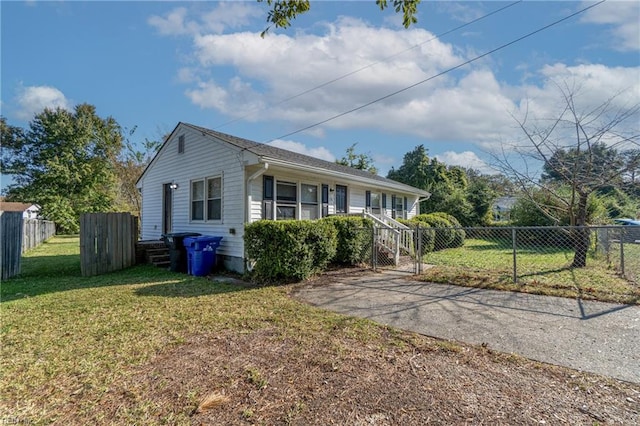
[330, 187, 335, 192]
[169, 183, 179, 190]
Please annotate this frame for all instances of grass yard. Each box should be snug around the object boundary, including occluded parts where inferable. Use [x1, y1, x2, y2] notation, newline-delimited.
[1, 236, 639, 425]
[420, 238, 640, 304]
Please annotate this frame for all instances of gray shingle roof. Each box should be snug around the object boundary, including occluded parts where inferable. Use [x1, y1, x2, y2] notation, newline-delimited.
[182, 122, 429, 195]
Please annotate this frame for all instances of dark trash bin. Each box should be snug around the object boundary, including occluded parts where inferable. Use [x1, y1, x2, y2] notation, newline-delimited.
[184, 236, 223, 276]
[162, 232, 201, 273]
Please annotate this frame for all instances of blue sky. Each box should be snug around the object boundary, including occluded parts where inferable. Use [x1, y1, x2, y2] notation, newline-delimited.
[2, 1, 639, 191]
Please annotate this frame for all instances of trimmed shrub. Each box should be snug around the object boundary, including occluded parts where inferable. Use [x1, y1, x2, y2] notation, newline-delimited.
[244, 220, 337, 283]
[321, 216, 373, 265]
[399, 219, 435, 253]
[428, 212, 465, 247]
[410, 213, 465, 250]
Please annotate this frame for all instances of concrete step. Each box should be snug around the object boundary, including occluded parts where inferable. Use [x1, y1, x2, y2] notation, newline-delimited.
[153, 260, 170, 268]
[149, 254, 170, 264]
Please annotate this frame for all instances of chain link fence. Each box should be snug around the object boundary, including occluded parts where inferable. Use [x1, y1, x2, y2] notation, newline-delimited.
[353, 225, 638, 289]
[415, 225, 638, 285]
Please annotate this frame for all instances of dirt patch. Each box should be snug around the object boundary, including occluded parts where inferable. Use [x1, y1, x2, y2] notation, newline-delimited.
[60, 327, 638, 425]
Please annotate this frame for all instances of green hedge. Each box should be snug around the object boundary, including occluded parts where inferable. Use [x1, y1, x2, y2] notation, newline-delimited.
[245, 220, 337, 283]
[321, 216, 373, 265]
[409, 213, 465, 250]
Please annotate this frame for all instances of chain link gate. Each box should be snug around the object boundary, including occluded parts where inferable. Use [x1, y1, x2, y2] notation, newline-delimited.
[370, 225, 419, 273]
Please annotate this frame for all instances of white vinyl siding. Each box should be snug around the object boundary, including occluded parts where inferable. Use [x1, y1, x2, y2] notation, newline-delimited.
[138, 125, 246, 266]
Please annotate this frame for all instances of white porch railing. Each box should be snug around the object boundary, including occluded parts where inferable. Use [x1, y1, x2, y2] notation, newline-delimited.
[363, 211, 414, 265]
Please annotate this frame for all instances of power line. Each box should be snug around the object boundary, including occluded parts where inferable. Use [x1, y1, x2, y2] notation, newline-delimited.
[211, 0, 523, 131]
[266, 0, 607, 143]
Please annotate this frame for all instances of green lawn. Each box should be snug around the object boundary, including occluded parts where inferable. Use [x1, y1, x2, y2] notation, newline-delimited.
[420, 238, 640, 304]
[2, 236, 639, 424]
[1, 236, 383, 423]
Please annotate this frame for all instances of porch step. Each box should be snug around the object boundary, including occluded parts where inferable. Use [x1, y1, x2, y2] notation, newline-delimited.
[149, 253, 170, 264]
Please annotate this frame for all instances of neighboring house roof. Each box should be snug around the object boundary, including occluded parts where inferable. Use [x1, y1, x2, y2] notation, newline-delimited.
[139, 122, 430, 197]
[0, 201, 37, 212]
[493, 196, 518, 210]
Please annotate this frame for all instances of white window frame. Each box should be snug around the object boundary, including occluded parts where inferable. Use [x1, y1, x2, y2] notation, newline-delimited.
[276, 180, 297, 220]
[206, 175, 223, 221]
[272, 179, 320, 221]
[371, 191, 381, 214]
[190, 179, 205, 221]
[190, 174, 223, 222]
[300, 182, 319, 220]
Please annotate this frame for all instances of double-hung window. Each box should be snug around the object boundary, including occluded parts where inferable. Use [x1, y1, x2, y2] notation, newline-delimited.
[301, 184, 318, 220]
[207, 176, 222, 220]
[276, 181, 297, 220]
[191, 176, 222, 221]
[394, 195, 404, 219]
[371, 192, 381, 214]
[191, 180, 205, 221]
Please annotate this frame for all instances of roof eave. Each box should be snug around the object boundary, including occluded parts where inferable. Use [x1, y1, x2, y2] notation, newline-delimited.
[261, 157, 431, 197]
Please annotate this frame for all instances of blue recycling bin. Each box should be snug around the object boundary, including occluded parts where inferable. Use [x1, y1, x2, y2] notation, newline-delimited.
[184, 236, 223, 276]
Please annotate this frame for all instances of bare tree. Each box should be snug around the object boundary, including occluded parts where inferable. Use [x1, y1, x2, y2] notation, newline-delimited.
[494, 82, 639, 267]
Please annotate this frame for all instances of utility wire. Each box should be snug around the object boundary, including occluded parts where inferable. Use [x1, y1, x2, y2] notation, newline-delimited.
[266, 0, 606, 143]
[211, 0, 523, 130]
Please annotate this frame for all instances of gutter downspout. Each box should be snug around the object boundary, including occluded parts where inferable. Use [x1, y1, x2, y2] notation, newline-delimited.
[415, 195, 431, 215]
[246, 162, 269, 223]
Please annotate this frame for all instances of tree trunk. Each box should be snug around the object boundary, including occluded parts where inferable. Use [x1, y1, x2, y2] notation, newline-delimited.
[571, 193, 590, 268]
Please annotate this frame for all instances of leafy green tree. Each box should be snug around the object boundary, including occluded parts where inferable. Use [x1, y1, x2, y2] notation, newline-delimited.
[336, 143, 378, 174]
[258, 0, 420, 36]
[466, 178, 495, 225]
[2, 104, 123, 233]
[113, 128, 162, 218]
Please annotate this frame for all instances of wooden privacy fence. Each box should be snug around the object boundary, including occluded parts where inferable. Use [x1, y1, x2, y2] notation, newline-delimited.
[23, 219, 56, 253]
[80, 212, 137, 277]
[1, 211, 23, 280]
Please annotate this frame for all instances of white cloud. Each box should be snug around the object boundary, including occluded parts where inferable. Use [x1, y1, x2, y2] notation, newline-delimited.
[267, 139, 336, 162]
[581, 0, 640, 51]
[436, 151, 495, 174]
[148, 2, 261, 36]
[15, 85, 70, 120]
[153, 9, 639, 150]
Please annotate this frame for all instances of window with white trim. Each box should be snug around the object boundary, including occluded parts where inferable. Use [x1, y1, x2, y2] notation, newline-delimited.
[301, 183, 319, 220]
[191, 180, 204, 221]
[207, 176, 222, 221]
[191, 175, 223, 221]
[395, 195, 404, 219]
[371, 192, 381, 214]
[276, 181, 297, 220]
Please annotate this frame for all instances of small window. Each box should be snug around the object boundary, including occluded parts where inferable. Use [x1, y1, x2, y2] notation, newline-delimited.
[321, 184, 329, 217]
[395, 195, 404, 219]
[371, 192, 381, 214]
[191, 180, 204, 220]
[276, 181, 297, 220]
[191, 176, 222, 221]
[301, 184, 318, 220]
[263, 175, 274, 200]
[207, 176, 222, 221]
[277, 181, 297, 202]
[178, 135, 185, 154]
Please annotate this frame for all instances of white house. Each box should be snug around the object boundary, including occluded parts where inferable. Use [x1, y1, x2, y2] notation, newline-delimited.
[0, 200, 40, 219]
[136, 122, 430, 272]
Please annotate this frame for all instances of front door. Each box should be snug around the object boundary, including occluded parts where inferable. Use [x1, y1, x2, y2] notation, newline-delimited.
[162, 183, 172, 234]
[335, 185, 347, 214]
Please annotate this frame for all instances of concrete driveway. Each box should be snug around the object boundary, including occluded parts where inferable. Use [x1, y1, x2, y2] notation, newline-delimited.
[295, 270, 640, 383]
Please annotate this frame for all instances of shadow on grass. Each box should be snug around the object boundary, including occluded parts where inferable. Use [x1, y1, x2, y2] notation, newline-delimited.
[134, 280, 244, 298]
[2, 255, 247, 302]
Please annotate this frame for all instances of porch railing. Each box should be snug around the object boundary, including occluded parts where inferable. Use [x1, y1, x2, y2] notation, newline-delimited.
[363, 211, 414, 264]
